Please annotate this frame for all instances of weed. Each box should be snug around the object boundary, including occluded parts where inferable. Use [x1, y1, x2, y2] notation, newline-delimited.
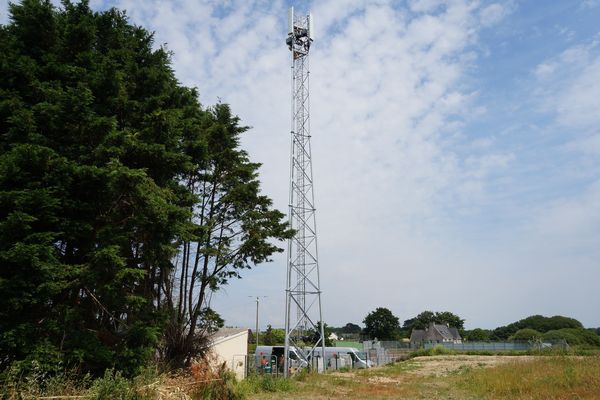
[0, 362, 91, 399]
[235, 374, 295, 397]
[371, 360, 419, 376]
[293, 368, 310, 382]
[431, 345, 453, 355]
[452, 364, 472, 375]
[92, 369, 140, 400]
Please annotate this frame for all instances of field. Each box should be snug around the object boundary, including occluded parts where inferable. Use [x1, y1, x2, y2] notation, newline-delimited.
[246, 355, 600, 400]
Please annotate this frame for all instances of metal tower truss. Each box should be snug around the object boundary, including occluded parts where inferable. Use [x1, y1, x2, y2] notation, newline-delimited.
[284, 7, 325, 377]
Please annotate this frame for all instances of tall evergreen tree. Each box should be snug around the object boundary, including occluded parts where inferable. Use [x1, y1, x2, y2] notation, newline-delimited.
[0, 0, 290, 375]
[161, 103, 292, 367]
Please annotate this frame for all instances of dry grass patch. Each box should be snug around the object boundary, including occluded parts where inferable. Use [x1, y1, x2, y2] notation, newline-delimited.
[408, 355, 536, 377]
[455, 355, 600, 399]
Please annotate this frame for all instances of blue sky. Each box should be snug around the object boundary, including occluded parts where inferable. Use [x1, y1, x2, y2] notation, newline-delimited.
[2, 0, 600, 330]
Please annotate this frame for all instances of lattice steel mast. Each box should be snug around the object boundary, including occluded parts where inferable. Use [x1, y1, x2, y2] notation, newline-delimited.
[284, 7, 325, 377]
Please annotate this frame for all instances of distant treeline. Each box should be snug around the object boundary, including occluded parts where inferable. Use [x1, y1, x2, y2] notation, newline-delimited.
[462, 315, 600, 347]
[327, 312, 600, 348]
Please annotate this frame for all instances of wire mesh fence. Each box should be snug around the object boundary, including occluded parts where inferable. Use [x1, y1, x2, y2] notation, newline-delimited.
[421, 339, 569, 351]
[361, 339, 570, 366]
[246, 339, 572, 374]
[423, 341, 529, 351]
[362, 341, 412, 366]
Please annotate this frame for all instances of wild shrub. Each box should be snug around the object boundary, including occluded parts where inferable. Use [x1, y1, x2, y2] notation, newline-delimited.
[430, 345, 454, 355]
[409, 348, 433, 358]
[0, 359, 94, 399]
[510, 328, 543, 341]
[543, 328, 600, 347]
[187, 355, 241, 400]
[234, 373, 296, 398]
[91, 369, 140, 400]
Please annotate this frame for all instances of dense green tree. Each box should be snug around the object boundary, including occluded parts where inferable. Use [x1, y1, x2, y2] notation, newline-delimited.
[0, 0, 290, 376]
[403, 311, 434, 331]
[329, 323, 362, 339]
[262, 325, 274, 345]
[543, 329, 600, 347]
[306, 321, 333, 346]
[403, 311, 465, 333]
[262, 325, 285, 346]
[492, 315, 583, 340]
[159, 103, 292, 367]
[1, 0, 187, 375]
[329, 323, 361, 335]
[342, 323, 362, 334]
[198, 308, 224, 334]
[510, 328, 542, 341]
[463, 328, 492, 342]
[490, 325, 514, 341]
[363, 307, 400, 340]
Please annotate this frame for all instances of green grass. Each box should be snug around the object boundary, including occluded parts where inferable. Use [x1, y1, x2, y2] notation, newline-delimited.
[334, 341, 362, 349]
[246, 354, 600, 399]
[234, 374, 296, 398]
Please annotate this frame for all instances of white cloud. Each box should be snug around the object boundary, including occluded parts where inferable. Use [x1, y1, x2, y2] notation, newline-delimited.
[556, 58, 600, 130]
[524, 180, 600, 255]
[479, 2, 512, 28]
[534, 62, 556, 79]
[581, 0, 600, 9]
[408, 0, 445, 13]
[566, 134, 600, 155]
[534, 40, 600, 132]
[0, 0, 9, 24]
[3, 0, 599, 329]
[91, 0, 516, 329]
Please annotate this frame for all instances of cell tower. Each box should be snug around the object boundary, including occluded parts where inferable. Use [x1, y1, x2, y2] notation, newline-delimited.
[283, 7, 325, 377]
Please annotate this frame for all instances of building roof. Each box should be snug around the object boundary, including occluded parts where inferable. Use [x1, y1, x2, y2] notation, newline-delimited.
[448, 327, 461, 340]
[410, 323, 461, 342]
[410, 329, 425, 343]
[210, 328, 249, 346]
[432, 324, 455, 340]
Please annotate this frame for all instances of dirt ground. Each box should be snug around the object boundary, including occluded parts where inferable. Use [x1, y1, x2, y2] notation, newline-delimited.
[253, 355, 543, 399]
[361, 355, 536, 385]
[405, 355, 536, 377]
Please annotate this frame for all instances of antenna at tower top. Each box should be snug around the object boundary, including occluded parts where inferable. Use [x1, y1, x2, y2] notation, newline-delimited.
[288, 7, 294, 35]
[286, 7, 313, 57]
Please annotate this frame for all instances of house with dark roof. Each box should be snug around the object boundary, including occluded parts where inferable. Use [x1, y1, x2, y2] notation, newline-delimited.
[409, 322, 462, 346]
